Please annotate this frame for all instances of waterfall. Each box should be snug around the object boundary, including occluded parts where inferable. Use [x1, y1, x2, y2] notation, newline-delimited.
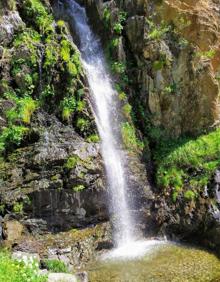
[65, 0, 134, 247]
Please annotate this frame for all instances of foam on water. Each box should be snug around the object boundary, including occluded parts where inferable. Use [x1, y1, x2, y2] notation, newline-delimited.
[102, 240, 166, 260]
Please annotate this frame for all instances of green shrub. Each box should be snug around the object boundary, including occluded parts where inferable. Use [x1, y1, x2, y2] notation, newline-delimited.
[44, 259, 68, 273]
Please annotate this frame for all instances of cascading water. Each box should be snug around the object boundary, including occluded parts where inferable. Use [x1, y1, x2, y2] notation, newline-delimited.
[63, 0, 165, 258]
[66, 0, 134, 247]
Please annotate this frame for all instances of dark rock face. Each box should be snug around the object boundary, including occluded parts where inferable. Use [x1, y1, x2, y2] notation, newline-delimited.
[151, 169, 220, 253]
[0, 111, 107, 232]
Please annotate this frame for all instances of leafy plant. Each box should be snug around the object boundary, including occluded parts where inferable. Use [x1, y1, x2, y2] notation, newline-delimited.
[76, 118, 89, 132]
[60, 96, 76, 121]
[13, 202, 23, 214]
[0, 251, 47, 282]
[0, 126, 29, 153]
[44, 259, 68, 273]
[147, 19, 170, 41]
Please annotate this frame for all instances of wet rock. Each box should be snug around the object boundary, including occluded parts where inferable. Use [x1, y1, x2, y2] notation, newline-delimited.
[0, 12, 24, 46]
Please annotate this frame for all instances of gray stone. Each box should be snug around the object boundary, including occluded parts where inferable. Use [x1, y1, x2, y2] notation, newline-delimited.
[47, 273, 77, 282]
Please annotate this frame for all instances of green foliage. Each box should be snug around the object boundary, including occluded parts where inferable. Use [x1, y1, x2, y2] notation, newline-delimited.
[73, 184, 85, 192]
[76, 118, 89, 132]
[44, 259, 68, 273]
[164, 83, 177, 95]
[121, 122, 144, 152]
[184, 190, 196, 201]
[86, 134, 100, 143]
[0, 126, 28, 153]
[60, 39, 71, 62]
[13, 29, 40, 67]
[153, 60, 165, 71]
[122, 103, 132, 119]
[40, 85, 55, 102]
[111, 62, 126, 74]
[103, 7, 111, 28]
[65, 156, 79, 169]
[113, 11, 127, 35]
[44, 41, 59, 69]
[23, 0, 53, 34]
[60, 96, 76, 121]
[156, 128, 220, 199]
[76, 100, 86, 112]
[0, 205, 5, 215]
[196, 49, 216, 60]
[0, 251, 47, 282]
[147, 19, 170, 41]
[13, 202, 23, 214]
[6, 94, 38, 124]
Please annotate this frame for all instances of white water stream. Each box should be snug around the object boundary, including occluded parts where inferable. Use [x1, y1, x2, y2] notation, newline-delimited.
[65, 0, 164, 258]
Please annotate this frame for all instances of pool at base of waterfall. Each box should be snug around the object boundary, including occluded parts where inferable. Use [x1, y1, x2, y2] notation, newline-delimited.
[88, 242, 220, 282]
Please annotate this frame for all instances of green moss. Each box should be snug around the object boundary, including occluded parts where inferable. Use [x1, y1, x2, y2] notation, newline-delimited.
[122, 103, 132, 119]
[65, 155, 79, 169]
[153, 60, 164, 71]
[184, 190, 196, 201]
[86, 134, 100, 143]
[73, 184, 85, 192]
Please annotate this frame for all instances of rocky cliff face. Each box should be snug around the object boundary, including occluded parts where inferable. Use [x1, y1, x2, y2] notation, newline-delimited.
[0, 0, 153, 266]
[80, 0, 220, 253]
[1, 0, 220, 268]
[83, 0, 220, 137]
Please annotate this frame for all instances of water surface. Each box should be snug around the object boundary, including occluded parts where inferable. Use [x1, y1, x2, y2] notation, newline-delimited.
[89, 243, 220, 282]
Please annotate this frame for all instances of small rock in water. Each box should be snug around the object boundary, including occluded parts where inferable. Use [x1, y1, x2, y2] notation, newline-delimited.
[47, 273, 78, 282]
